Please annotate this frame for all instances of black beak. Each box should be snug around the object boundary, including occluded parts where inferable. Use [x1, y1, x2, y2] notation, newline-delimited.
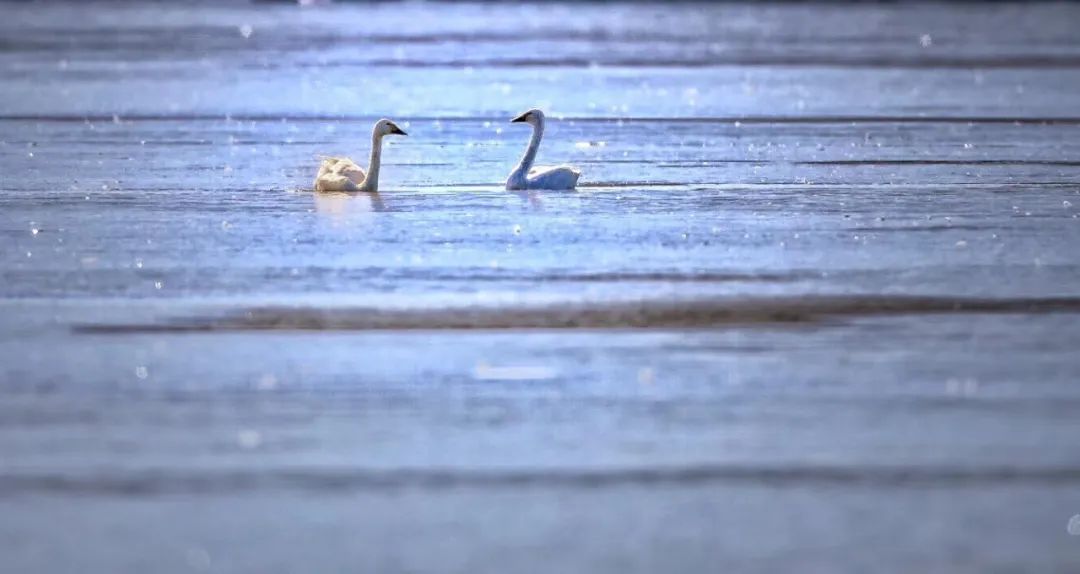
[390, 125, 407, 136]
[510, 112, 529, 123]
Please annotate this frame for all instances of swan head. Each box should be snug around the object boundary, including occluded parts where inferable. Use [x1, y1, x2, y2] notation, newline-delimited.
[510, 108, 544, 126]
[374, 118, 407, 137]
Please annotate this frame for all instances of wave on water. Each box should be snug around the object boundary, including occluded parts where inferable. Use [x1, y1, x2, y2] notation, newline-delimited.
[74, 295, 1080, 334]
[800, 159, 1080, 167]
[3, 463, 1080, 497]
[341, 55, 1080, 70]
[4, 114, 1080, 125]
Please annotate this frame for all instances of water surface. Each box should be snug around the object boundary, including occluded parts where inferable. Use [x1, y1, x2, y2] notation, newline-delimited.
[1, 2, 1080, 573]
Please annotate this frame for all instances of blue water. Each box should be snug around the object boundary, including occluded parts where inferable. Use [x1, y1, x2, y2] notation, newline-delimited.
[2, 2, 1080, 573]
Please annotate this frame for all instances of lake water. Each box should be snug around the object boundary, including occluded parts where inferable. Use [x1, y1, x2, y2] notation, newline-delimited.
[2, 2, 1080, 572]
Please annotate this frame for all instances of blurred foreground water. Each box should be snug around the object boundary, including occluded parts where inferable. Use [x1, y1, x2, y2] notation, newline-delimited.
[2, 2, 1080, 572]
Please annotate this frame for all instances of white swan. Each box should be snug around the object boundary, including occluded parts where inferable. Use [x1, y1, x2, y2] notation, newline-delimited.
[505, 109, 581, 191]
[314, 118, 407, 192]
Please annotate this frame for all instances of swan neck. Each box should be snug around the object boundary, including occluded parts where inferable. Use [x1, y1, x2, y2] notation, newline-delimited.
[514, 119, 544, 177]
[363, 130, 384, 192]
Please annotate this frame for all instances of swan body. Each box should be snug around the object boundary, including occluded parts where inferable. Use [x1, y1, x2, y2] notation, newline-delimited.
[314, 119, 406, 192]
[314, 157, 366, 191]
[505, 109, 580, 191]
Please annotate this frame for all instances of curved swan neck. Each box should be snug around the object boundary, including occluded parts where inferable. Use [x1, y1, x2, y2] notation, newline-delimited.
[359, 127, 386, 192]
[512, 117, 545, 178]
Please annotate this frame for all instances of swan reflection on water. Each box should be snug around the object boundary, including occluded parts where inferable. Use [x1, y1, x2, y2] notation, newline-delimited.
[513, 189, 544, 210]
[313, 191, 387, 227]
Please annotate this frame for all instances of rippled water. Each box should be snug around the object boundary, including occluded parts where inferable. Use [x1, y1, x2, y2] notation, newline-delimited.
[2, 2, 1080, 573]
